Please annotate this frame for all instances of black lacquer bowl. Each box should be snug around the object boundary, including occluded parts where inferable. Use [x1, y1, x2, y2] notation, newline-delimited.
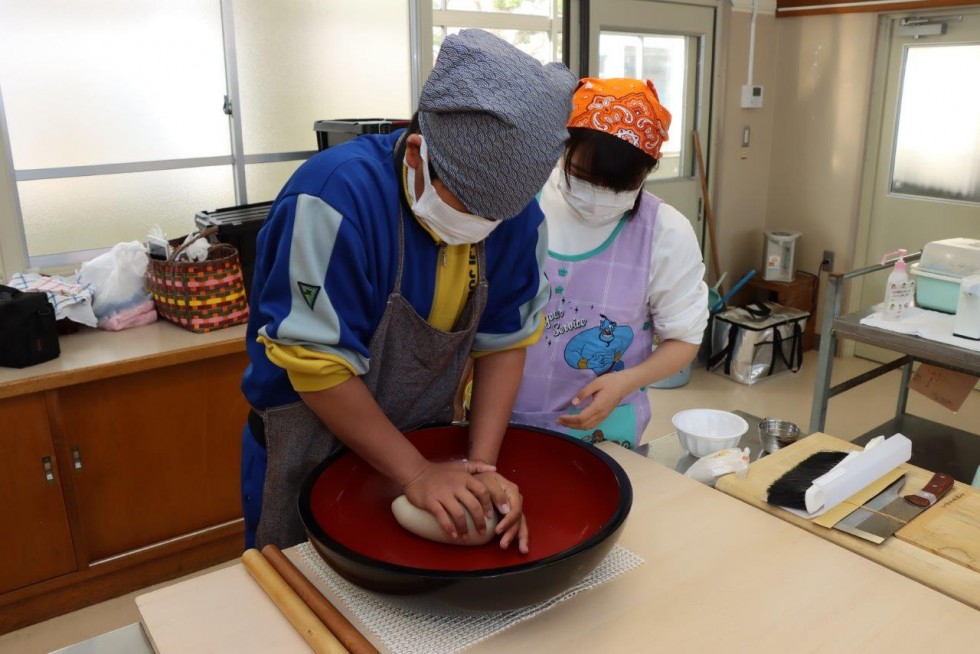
[298, 424, 632, 611]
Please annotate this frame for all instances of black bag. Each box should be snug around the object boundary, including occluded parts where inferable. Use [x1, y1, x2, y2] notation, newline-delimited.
[0, 284, 61, 368]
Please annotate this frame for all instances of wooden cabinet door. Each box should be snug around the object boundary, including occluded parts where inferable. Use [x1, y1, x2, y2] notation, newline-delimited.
[0, 394, 77, 593]
[58, 353, 249, 561]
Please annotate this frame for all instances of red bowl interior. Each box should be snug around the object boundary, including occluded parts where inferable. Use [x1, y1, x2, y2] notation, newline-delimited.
[307, 425, 624, 571]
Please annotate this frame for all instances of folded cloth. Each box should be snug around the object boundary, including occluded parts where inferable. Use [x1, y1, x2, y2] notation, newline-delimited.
[860, 306, 980, 352]
[10, 273, 97, 327]
[97, 299, 157, 331]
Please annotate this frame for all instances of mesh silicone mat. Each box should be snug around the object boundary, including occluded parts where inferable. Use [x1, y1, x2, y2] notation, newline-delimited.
[296, 541, 644, 654]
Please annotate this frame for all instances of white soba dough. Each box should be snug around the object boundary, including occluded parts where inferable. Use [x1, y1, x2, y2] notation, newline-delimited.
[391, 495, 497, 546]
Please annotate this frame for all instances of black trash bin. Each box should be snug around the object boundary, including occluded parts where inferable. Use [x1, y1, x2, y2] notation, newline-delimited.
[195, 202, 272, 300]
[313, 118, 411, 151]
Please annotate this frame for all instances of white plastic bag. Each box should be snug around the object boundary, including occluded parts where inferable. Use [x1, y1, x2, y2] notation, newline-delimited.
[78, 241, 151, 319]
[176, 232, 210, 262]
[684, 447, 750, 486]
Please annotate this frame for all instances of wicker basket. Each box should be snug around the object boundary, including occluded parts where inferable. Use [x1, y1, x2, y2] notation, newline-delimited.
[146, 229, 249, 333]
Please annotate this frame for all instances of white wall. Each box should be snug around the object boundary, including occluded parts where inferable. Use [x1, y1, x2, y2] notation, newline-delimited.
[0, 108, 26, 282]
[767, 13, 878, 275]
[766, 13, 878, 328]
[711, 7, 879, 332]
[713, 5, 778, 284]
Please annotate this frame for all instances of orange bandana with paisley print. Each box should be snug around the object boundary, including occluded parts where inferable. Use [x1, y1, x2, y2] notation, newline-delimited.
[567, 78, 672, 159]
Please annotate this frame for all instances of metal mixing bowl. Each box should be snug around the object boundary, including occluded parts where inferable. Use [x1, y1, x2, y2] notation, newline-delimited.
[759, 418, 801, 453]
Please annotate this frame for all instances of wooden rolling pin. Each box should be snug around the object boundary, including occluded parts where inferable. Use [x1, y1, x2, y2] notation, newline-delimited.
[261, 545, 380, 654]
[241, 549, 349, 654]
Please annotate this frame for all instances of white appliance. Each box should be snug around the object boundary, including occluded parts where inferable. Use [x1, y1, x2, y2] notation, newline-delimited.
[953, 275, 980, 340]
[762, 230, 801, 282]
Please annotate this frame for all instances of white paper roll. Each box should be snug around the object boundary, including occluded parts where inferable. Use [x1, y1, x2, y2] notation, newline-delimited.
[803, 433, 912, 515]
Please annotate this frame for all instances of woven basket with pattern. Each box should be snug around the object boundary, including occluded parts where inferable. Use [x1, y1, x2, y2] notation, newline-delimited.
[146, 229, 249, 333]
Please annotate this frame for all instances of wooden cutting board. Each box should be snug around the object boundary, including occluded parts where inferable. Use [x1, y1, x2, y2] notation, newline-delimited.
[137, 563, 310, 654]
[896, 486, 980, 573]
[716, 432, 980, 609]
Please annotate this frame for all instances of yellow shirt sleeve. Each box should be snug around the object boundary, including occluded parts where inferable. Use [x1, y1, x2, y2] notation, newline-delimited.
[259, 336, 356, 392]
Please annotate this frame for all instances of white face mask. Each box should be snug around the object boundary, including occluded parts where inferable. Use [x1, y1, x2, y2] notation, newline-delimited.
[557, 172, 640, 226]
[406, 139, 500, 245]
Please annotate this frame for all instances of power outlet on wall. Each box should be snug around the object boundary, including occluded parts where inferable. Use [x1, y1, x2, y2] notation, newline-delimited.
[822, 250, 835, 272]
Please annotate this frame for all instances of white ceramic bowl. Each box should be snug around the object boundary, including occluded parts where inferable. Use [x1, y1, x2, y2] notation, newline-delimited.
[672, 409, 749, 457]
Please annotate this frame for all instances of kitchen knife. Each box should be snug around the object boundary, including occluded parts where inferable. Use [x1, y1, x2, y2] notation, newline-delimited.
[833, 475, 907, 543]
[833, 472, 955, 544]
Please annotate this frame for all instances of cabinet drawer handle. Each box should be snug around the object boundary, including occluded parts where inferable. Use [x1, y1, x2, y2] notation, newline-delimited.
[42, 456, 55, 484]
[72, 445, 83, 471]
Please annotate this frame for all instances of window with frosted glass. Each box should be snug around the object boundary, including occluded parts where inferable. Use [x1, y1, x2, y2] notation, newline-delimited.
[234, 0, 411, 155]
[891, 44, 980, 204]
[245, 161, 304, 205]
[598, 32, 688, 180]
[0, 1, 228, 169]
[18, 168, 236, 257]
[0, 0, 229, 258]
[0, 1, 414, 260]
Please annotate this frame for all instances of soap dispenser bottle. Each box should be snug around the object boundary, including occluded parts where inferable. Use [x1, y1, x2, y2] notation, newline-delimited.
[881, 249, 913, 320]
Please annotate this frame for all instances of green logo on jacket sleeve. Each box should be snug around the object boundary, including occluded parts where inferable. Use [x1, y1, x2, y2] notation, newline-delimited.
[297, 282, 321, 310]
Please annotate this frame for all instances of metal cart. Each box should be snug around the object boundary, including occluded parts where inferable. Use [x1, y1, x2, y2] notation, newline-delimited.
[809, 252, 980, 483]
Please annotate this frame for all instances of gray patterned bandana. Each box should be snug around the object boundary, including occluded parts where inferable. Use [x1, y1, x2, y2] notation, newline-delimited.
[418, 29, 576, 221]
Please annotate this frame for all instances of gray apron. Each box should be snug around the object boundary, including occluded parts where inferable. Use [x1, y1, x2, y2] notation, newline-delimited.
[255, 212, 489, 549]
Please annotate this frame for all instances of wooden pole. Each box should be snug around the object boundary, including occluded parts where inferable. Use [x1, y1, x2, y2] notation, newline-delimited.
[693, 131, 723, 292]
[242, 549, 350, 654]
[262, 545, 379, 654]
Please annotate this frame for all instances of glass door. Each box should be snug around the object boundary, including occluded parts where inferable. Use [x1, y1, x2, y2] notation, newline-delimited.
[587, 0, 716, 246]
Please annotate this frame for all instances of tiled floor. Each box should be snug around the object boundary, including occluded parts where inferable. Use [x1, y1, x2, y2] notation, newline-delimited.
[2, 351, 978, 654]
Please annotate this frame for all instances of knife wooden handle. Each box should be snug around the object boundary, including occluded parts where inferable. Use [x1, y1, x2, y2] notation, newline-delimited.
[904, 473, 954, 508]
[261, 545, 379, 654]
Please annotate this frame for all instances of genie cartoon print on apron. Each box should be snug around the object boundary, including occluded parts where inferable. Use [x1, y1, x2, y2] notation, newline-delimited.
[564, 313, 634, 375]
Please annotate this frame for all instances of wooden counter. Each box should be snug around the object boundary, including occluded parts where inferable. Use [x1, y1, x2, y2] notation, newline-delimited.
[136, 443, 979, 653]
[0, 322, 247, 399]
[716, 432, 980, 610]
[0, 321, 250, 634]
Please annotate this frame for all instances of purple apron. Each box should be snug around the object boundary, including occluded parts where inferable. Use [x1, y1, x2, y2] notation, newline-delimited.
[512, 194, 659, 448]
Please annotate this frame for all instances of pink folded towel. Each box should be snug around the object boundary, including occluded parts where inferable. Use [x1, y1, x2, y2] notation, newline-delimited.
[98, 300, 158, 331]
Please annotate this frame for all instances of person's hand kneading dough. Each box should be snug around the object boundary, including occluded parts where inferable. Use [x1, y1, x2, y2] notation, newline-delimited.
[393, 467, 527, 553]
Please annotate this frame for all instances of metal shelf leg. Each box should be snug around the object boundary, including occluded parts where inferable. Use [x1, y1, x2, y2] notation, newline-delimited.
[810, 274, 844, 433]
[896, 359, 913, 419]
